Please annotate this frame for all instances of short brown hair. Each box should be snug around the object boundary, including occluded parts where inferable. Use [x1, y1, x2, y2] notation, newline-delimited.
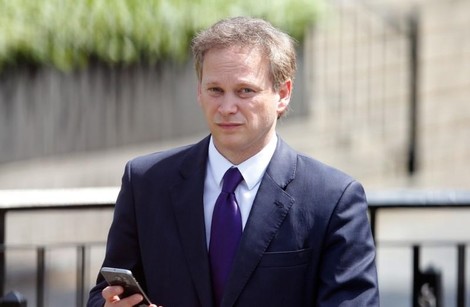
[191, 16, 297, 91]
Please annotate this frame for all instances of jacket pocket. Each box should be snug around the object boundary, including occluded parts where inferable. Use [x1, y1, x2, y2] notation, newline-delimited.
[258, 248, 312, 268]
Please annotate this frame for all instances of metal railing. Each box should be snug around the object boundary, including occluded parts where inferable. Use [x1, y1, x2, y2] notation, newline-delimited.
[1, 188, 470, 307]
[0, 188, 117, 307]
[368, 189, 470, 307]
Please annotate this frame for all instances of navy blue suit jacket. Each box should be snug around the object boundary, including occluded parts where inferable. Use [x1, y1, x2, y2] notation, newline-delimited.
[88, 136, 379, 306]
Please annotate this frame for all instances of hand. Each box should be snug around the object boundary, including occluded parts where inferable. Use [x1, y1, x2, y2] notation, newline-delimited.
[102, 286, 160, 307]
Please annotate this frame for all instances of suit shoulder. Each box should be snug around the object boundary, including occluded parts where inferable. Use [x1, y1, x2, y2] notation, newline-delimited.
[124, 144, 195, 179]
[272, 138, 361, 191]
[295, 153, 359, 188]
[292, 153, 367, 218]
[131, 144, 191, 166]
[123, 136, 209, 178]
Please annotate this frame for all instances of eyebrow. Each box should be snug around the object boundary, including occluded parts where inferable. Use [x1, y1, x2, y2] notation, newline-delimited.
[204, 79, 261, 88]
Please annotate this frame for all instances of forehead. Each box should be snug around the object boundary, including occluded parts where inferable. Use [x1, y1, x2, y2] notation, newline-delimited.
[201, 46, 271, 82]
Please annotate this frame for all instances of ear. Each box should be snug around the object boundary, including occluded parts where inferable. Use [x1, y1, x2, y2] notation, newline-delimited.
[276, 79, 292, 114]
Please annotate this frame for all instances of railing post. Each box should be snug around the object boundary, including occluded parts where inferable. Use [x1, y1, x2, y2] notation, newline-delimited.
[0, 210, 6, 298]
[412, 244, 442, 307]
[36, 247, 45, 307]
[457, 244, 466, 307]
[412, 245, 420, 307]
[76, 245, 87, 307]
[368, 207, 377, 242]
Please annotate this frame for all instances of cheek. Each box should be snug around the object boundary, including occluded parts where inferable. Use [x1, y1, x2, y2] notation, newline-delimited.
[248, 103, 276, 125]
[198, 95, 214, 112]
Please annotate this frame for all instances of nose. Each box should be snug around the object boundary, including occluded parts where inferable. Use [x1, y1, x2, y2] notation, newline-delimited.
[218, 95, 238, 115]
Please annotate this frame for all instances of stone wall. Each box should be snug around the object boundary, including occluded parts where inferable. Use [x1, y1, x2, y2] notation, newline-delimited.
[303, 0, 470, 188]
[417, 0, 470, 187]
[0, 61, 204, 163]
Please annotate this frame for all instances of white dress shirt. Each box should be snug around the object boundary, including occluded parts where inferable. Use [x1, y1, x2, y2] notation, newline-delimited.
[203, 135, 278, 247]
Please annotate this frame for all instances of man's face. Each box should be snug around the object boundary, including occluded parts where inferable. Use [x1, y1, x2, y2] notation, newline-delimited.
[197, 46, 291, 163]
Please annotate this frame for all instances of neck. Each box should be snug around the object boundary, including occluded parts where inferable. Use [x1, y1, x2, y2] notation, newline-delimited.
[214, 133, 276, 165]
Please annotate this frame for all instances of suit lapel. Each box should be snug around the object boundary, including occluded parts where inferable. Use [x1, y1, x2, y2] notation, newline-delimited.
[223, 138, 297, 307]
[170, 136, 214, 307]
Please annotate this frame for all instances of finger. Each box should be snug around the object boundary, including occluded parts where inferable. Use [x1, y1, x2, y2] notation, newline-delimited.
[102, 285, 123, 301]
[103, 291, 143, 307]
[122, 293, 144, 306]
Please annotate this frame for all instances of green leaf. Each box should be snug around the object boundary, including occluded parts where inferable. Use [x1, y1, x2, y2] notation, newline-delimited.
[0, 0, 324, 72]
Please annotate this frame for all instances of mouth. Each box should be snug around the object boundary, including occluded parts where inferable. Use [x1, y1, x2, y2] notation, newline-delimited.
[216, 122, 243, 130]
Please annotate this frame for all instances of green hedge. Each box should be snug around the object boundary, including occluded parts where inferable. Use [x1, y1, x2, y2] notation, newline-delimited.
[0, 0, 324, 72]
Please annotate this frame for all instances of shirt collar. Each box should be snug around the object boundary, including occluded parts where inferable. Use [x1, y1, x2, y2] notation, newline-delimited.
[208, 135, 278, 190]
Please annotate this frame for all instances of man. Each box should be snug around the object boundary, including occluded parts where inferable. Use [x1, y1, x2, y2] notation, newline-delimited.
[88, 16, 379, 307]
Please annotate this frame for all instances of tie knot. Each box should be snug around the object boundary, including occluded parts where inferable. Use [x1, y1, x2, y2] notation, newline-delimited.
[221, 167, 243, 193]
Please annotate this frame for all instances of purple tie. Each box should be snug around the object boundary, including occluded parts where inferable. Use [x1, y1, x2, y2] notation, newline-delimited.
[209, 167, 244, 307]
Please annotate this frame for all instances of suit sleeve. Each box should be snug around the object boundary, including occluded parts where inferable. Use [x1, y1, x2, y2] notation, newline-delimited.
[316, 181, 379, 306]
[87, 161, 144, 307]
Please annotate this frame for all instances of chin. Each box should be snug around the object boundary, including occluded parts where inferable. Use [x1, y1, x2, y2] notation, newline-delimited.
[214, 136, 244, 150]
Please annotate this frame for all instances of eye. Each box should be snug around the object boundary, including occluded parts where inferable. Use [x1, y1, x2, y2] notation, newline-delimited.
[240, 88, 254, 94]
[238, 87, 256, 97]
[207, 87, 223, 95]
[207, 86, 224, 96]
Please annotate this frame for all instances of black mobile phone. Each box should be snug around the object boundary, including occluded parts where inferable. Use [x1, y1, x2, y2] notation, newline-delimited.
[100, 267, 152, 307]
